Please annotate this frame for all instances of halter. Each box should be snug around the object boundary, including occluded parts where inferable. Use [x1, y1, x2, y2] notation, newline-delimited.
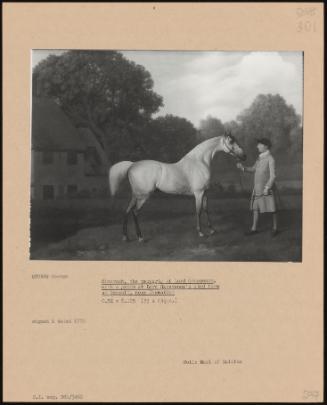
[221, 136, 238, 159]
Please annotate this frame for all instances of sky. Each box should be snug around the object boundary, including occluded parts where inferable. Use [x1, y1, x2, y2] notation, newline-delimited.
[32, 50, 303, 127]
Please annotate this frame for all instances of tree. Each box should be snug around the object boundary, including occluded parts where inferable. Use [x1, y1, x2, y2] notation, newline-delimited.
[33, 50, 163, 167]
[198, 116, 225, 141]
[145, 115, 198, 162]
[289, 125, 303, 162]
[224, 120, 242, 139]
[236, 94, 301, 162]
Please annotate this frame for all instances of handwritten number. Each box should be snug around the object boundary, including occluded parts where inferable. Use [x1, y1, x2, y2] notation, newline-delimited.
[303, 390, 319, 400]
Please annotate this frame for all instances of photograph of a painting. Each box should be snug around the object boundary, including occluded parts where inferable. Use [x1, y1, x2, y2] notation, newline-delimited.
[30, 50, 303, 261]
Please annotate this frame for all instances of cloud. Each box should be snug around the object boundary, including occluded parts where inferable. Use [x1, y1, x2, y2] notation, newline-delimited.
[32, 50, 303, 127]
[156, 51, 303, 125]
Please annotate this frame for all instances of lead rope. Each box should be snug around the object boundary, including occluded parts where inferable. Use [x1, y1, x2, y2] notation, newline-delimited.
[238, 168, 245, 193]
[235, 158, 246, 193]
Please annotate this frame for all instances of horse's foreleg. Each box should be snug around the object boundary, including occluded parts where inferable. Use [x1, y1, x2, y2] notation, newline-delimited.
[194, 191, 205, 237]
[132, 196, 148, 242]
[203, 193, 216, 235]
[123, 196, 136, 241]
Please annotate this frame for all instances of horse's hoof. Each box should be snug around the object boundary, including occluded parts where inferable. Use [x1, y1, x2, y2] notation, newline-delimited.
[122, 236, 129, 242]
[209, 229, 216, 235]
[198, 232, 205, 238]
[138, 237, 144, 243]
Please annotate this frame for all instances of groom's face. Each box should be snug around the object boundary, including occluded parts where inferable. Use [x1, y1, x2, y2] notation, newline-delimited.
[257, 143, 267, 153]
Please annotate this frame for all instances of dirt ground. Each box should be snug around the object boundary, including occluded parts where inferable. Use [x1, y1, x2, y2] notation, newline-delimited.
[30, 194, 302, 262]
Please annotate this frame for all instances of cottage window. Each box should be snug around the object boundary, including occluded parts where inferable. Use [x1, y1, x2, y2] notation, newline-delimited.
[42, 151, 54, 164]
[43, 185, 54, 200]
[67, 151, 78, 165]
[86, 146, 97, 159]
[67, 184, 78, 197]
[58, 185, 65, 198]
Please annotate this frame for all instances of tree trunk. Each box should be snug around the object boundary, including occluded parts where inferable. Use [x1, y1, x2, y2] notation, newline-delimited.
[80, 99, 112, 170]
[84, 124, 111, 171]
[62, 103, 111, 169]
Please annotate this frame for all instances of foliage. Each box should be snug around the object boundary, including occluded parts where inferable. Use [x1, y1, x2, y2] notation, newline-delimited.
[198, 116, 225, 140]
[236, 94, 302, 162]
[33, 51, 163, 166]
[289, 125, 303, 162]
[33, 51, 302, 171]
[143, 115, 198, 162]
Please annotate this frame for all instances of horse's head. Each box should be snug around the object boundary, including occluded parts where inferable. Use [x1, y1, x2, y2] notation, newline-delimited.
[221, 131, 246, 161]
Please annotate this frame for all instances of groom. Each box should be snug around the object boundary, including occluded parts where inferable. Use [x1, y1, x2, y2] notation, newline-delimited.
[237, 138, 279, 237]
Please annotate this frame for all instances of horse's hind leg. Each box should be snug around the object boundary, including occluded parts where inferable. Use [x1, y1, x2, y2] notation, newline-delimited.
[123, 195, 137, 241]
[203, 192, 216, 235]
[194, 191, 205, 237]
[132, 196, 148, 242]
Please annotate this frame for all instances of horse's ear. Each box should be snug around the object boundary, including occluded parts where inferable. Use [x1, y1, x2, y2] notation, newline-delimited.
[226, 131, 235, 143]
[224, 129, 232, 138]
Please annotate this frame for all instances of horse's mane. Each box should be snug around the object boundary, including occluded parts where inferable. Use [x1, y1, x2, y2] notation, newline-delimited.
[184, 136, 222, 159]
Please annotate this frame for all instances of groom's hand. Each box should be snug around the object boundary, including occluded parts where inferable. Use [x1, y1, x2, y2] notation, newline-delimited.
[236, 163, 244, 170]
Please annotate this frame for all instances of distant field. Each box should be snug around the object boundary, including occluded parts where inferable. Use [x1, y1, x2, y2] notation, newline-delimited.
[30, 194, 302, 262]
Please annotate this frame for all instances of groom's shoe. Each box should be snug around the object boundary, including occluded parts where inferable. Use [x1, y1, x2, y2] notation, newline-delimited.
[245, 229, 258, 236]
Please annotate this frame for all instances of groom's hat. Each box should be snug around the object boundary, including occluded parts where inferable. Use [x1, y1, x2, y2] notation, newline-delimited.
[256, 138, 272, 149]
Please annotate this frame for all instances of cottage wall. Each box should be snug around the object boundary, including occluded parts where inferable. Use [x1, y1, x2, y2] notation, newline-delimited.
[31, 97, 109, 201]
[32, 150, 108, 199]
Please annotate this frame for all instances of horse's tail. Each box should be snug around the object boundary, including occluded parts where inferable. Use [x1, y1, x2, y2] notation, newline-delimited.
[109, 161, 133, 197]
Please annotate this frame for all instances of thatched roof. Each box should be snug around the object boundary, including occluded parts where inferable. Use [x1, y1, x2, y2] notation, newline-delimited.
[31, 97, 84, 151]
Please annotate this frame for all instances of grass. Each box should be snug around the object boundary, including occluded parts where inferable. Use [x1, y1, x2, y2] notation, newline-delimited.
[30, 194, 302, 262]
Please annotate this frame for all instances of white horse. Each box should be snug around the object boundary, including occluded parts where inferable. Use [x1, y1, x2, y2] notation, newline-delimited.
[109, 132, 246, 241]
